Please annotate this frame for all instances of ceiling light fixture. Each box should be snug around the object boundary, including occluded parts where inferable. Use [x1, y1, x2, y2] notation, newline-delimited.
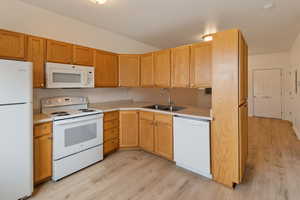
[263, 3, 274, 9]
[91, 0, 107, 4]
[201, 34, 213, 42]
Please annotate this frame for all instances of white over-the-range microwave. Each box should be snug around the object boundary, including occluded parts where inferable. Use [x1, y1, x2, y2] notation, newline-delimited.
[46, 62, 94, 88]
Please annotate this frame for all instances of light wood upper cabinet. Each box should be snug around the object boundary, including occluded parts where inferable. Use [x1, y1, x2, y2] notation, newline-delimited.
[239, 33, 248, 105]
[119, 111, 139, 148]
[94, 50, 118, 87]
[73, 45, 93, 66]
[171, 45, 190, 88]
[140, 53, 154, 87]
[154, 113, 173, 160]
[119, 55, 140, 87]
[46, 39, 72, 64]
[28, 36, 46, 88]
[190, 42, 212, 88]
[0, 29, 26, 60]
[154, 49, 171, 88]
[34, 122, 52, 184]
[139, 111, 155, 152]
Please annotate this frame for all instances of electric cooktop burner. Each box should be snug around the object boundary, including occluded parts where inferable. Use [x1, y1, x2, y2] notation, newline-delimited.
[56, 113, 70, 116]
[78, 109, 95, 113]
[51, 111, 69, 115]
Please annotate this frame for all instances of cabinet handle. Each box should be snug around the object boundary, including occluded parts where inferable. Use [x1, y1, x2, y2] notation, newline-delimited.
[41, 83, 44, 87]
[48, 136, 53, 140]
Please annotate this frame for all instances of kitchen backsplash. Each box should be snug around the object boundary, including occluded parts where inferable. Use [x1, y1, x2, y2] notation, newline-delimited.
[33, 88, 211, 111]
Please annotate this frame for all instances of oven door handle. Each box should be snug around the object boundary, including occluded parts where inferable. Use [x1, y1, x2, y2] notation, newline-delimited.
[54, 114, 102, 126]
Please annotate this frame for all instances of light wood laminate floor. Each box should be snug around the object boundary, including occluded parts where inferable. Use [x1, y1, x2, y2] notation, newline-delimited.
[30, 117, 300, 200]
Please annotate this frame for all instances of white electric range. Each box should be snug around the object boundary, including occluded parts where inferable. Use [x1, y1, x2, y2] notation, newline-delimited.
[41, 96, 103, 181]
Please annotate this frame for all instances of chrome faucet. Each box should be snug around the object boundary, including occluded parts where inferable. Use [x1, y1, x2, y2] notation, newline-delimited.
[160, 88, 174, 107]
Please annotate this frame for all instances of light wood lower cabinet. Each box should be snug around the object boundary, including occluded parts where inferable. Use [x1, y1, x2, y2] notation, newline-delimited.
[119, 111, 139, 148]
[103, 111, 119, 155]
[154, 113, 173, 160]
[139, 112, 173, 160]
[239, 103, 248, 182]
[139, 112, 155, 152]
[34, 122, 52, 185]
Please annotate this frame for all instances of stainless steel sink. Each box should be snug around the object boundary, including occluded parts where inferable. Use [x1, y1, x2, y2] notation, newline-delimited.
[143, 104, 185, 112]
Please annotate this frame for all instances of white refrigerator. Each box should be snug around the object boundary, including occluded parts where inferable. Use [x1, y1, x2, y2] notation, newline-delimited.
[0, 59, 33, 200]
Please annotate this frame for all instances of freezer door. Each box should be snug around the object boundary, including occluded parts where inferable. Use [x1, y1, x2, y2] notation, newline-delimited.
[0, 59, 32, 105]
[0, 103, 33, 200]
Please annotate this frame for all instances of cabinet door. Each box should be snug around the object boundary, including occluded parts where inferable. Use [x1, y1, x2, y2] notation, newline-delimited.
[140, 53, 154, 87]
[154, 49, 171, 88]
[239, 33, 248, 105]
[28, 36, 46, 88]
[211, 29, 240, 187]
[119, 55, 140, 87]
[34, 134, 52, 184]
[94, 50, 118, 87]
[239, 103, 248, 182]
[0, 29, 26, 60]
[190, 42, 212, 88]
[171, 45, 190, 88]
[139, 112, 154, 152]
[46, 40, 72, 64]
[119, 111, 139, 148]
[154, 114, 173, 160]
[73, 45, 93, 66]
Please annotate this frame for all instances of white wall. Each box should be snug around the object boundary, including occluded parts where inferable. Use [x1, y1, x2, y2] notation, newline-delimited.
[0, 0, 158, 54]
[248, 52, 290, 118]
[289, 33, 300, 139]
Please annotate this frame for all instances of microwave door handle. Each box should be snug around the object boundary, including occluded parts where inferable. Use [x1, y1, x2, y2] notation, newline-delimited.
[83, 72, 88, 85]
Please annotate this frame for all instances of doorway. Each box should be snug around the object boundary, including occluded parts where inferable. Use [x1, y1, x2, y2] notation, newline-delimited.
[253, 69, 282, 119]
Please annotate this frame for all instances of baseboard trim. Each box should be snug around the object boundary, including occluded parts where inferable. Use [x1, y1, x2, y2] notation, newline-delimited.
[293, 125, 300, 140]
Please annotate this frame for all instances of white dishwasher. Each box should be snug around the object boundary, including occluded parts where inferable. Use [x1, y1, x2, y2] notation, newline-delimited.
[174, 116, 211, 179]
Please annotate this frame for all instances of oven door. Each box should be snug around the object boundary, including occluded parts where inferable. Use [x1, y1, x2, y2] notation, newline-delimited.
[53, 114, 103, 160]
[46, 63, 86, 88]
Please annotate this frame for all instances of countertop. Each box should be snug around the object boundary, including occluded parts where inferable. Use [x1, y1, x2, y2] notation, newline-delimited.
[33, 100, 212, 125]
[90, 100, 212, 120]
[33, 113, 53, 125]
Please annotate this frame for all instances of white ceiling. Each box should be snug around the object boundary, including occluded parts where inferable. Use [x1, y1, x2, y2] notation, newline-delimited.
[20, 0, 300, 54]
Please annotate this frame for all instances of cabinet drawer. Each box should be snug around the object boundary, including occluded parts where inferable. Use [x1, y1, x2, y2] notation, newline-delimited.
[34, 122, 52, 138]
[155, 113, 172, 125]
[104, 138, 119, 155]
[139, 111, 154, 121]
[104, 120, 118, 130]
[104, 111, 119, 122]
[104, 128, 119, 141]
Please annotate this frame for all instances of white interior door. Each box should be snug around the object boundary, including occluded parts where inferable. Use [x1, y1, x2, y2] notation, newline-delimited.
[253, 69, 282, 119]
